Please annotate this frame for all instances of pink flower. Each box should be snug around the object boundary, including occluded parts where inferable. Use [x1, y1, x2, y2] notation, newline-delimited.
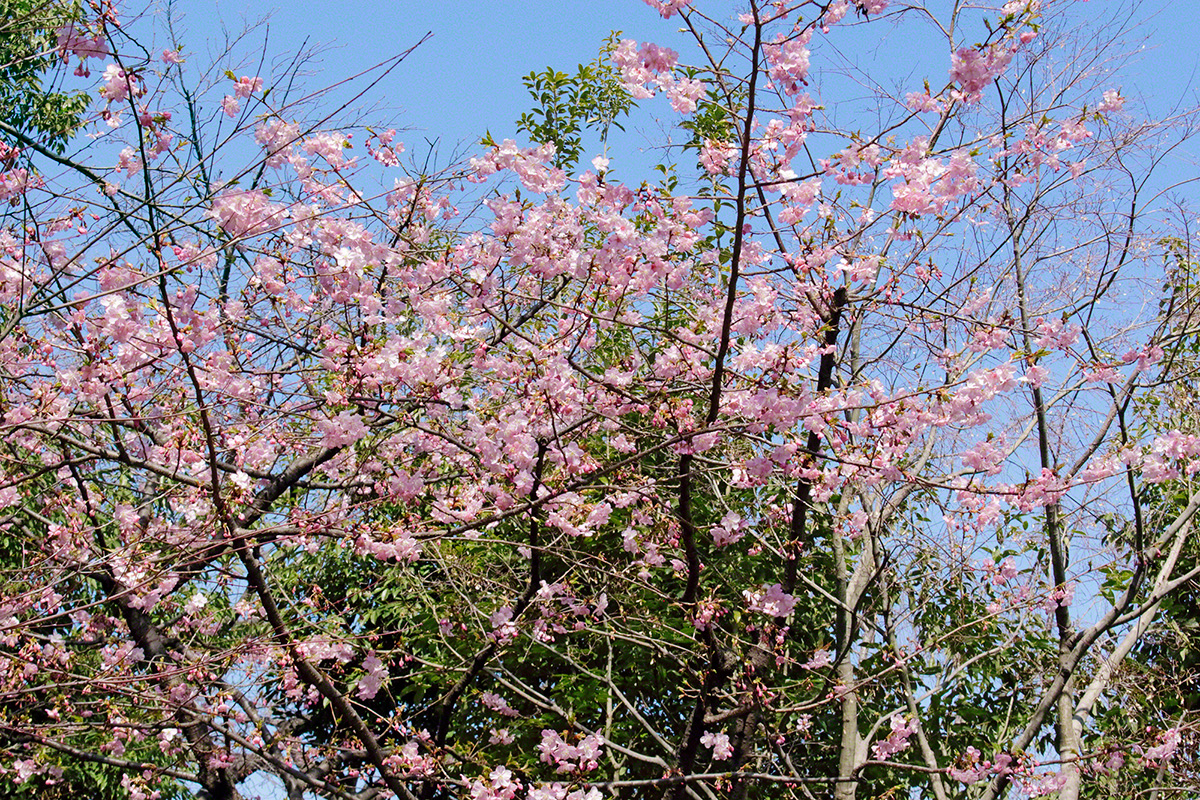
[764, 31, 813, 95]
[221, 96, 240, 118]
[1034, 317, 1081, 349]
[469, 766, 522, 800]
[667, 76, 704, 114]
[256, 118, 301, 168]
[949, 44, 1013, 101]
[387, 741, 434, 777]
[99, 64, 142, 102]
[871, 715, 916, 759]
[490, 606, 519, 642]
[639, 42, 678, 72]
[234, 75, 263, 98]
[1097, 89, 1125, 114]
[161, 49, 183, 64]
[961, 436, 1006, 476]
[1019, 771, 1068, 797]
[700, 139, 734, 175]
[905, 91, 943, 113]
[700, 731, 733, 760]
[318, 411, 369, 447]
[1042, 582, 1075, 612]
[711, 511, 747, 547]
[480, 691, 520, 718]
[1058, 117, 1091, 146]
[489, 728, 515, 745]
[538, 730, 605, 773]
[304, 132, 352, 168]
[801, 648, 832, 670]
[947, 747, 987, 784]
[356, 652, 388, 699]
[12, 758, 39, 783]
[744, 583, 797, 618]
[0, 168, 34, 205]
[993, 557, 1019, 584]
[837, 255, 880, 283]
[1003, 0, 1039, 13]
[469, 139, 565, 193]
[822, 0, 849, 30]
[115, 148, 141, 178]
[56, 24, 107, 75]
[1024, 363, 1049, 387]
[208, 188, 285, 239]
[57, 24, 108, 60]
[642, 0, 691, 18]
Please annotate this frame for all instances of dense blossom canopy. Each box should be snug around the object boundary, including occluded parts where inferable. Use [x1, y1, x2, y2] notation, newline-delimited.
[1, 1, 1199, 799]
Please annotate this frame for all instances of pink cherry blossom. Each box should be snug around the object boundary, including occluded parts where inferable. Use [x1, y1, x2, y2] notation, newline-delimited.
[99, 63, 142, 101]
[234, 75, 263, 97]
[208, 188, 286, 239]
[949, 44, 1013, 102]
[701, 731, 734, 760]
[744, 583, 797, 618]
[1097, 88, 1125, 113]
[871, 715, 916, 759]
[480, 691, 521, 718]
[356, 652, 388, 699]
[1141, 728, 1182, 767]
[642, 0, 691, 18]
[764, 31, 813, 95]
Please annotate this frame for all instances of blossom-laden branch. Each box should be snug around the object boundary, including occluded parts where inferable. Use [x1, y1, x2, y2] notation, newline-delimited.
[1, 1, 1198, 799]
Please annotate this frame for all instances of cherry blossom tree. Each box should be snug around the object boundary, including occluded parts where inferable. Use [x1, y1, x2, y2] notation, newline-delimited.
[1, 1, 1199, 799]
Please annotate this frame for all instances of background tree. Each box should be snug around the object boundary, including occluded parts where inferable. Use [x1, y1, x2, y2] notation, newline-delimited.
[0, 0, 91, 152]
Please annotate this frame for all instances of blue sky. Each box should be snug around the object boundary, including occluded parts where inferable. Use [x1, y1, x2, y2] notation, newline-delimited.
[159, 0, 1200, 165]
[150, 0, 1200, 195]
[163, 0, 676, 174]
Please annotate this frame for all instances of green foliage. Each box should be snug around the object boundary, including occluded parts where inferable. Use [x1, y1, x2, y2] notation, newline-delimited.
[511, 33, 635, 171]
[679, 79, 736, 145]
[0, 0, 90, 152]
